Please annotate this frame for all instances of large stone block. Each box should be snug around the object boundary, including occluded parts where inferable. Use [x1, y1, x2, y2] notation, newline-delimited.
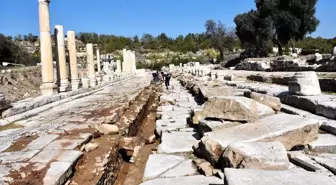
[198, 85, 234, 100]
[202, 96, 259, 122]
[244, 91, 281, 112]
[202, 96, 274, 122]
[222, 142, 291, 170]
[198, 114, 319, 164]
[224, 168, 336, 185]
[288, 71, 321, 96]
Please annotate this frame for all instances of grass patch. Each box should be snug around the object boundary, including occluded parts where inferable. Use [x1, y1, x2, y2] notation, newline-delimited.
[0, 123, 24, 131]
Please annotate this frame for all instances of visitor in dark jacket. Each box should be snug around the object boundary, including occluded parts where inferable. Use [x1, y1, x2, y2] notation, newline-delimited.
[164, 72, 172, 90]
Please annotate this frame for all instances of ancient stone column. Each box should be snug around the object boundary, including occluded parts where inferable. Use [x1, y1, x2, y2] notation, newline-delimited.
[116, 60, 122, 73]
[86, 43, 96, 87]
[289, 71, 321, 96]
[67, 30, 80, 90]
[96, 48, 101, 72]
[333, 46, 336, 56]
[131, 51, 136, 72]
[123, 49, 129, 72]
[54, 25, 70, 92]
[38, 0, 57, 96]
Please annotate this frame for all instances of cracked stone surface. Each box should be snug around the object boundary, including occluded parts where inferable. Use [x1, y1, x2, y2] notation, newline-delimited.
[0, 74, 151, 184]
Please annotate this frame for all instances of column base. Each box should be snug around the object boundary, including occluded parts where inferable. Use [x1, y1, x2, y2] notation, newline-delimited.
[89, 77, 97, 87]
[59, 80, 71, 92]
[82, 78, 90, 89]
[71, 79, 80, 91]
[40, 83, 58, 96]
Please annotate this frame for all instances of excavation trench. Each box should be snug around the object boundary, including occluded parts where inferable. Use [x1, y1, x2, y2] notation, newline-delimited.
[69, 85, 160, 185]
[113, 85, 160, 185]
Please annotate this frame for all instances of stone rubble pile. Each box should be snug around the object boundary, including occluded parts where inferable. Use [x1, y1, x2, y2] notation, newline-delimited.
[234, 55, 336, 72]
[141, 64, 336, 185]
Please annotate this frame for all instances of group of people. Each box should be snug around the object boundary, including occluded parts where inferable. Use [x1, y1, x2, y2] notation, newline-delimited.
[152, 71, 172, 90]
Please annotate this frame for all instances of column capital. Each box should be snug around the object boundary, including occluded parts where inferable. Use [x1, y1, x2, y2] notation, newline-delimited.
[38, 0, 50, 5]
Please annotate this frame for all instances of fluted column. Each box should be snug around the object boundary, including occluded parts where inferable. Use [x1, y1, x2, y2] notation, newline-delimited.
[67, 30, 80, 90]
[86, 43, 96, 87]
[38, 0, 57, 96]
[55, 25, 69, 92]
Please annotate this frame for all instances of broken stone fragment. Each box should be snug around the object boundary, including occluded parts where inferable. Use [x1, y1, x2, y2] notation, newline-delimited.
[192, 158, 214, 177]
[130, 146, 141, 163]
[192, 111, 206, 125]
[120, 137, 144, 151]
[222, 141, 291, 170]
[202, 96, 259, 122]
[98, 124, 119, 135]
[84, 143, 99, 152]
[145, 134, 156, 144]
[244, 91, 281, 112]
[104, 112, 119, 124]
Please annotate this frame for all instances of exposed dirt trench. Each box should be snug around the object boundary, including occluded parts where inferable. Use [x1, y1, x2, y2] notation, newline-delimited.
[69, 85, 160, 185]
[113, 86, 160, 185]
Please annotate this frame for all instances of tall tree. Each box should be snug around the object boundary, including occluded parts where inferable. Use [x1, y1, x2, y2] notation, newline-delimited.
[235, 0, 319, 56]
[205, 20, 236, 62]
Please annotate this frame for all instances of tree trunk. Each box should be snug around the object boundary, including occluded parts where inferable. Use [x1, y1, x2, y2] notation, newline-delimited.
[272, 38, 283, 56]
[290, 38, 297, 53]
[219, 48, 224, 62]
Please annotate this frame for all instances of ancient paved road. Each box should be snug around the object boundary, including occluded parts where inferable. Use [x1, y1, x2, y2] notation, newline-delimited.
[0, 74, 151, 184]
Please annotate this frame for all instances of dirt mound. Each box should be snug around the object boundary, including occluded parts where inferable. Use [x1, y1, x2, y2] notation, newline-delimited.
[0, 67, 42, 102]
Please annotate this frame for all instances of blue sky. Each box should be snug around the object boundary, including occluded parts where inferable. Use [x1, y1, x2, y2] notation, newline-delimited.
[0, 0, 335, 38]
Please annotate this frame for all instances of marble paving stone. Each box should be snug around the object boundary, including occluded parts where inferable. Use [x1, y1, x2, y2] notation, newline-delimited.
[30, 150, 82, 163]
[44, 139, 84, 150]
[311, 156, 336, 174]
[0, 150, 40, 163]
[143, 154, 185, 181]
[288, 151, 333, 175]
[158, 132, 200, 154]
[25, 134, 59, 150]
[140, 175, 223, 185]
[309, 134, 336, 153]
[43, 162, 73, 185]
[224, 168, 336, 185]
[160, 159, 199, 178]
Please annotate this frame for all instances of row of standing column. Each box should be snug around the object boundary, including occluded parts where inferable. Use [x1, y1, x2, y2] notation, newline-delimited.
[38, 0, 124, 96]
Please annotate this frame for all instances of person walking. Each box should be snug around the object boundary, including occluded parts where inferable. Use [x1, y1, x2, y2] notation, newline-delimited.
[152, 72, 158, 84]
[164, 72, 172, 90]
